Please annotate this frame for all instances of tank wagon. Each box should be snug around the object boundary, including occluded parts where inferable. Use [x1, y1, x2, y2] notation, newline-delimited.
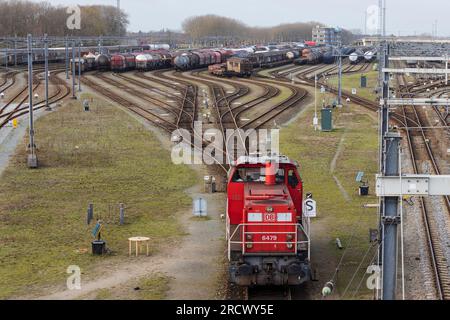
[83, 52, 96, 71]
[298, 48, 324, 65]
[227, 155, 311, 286]
[349, 49, 364, 64]
[135, 54, 153, 71]
[363, 49, 378, 62]
[173, 49, 233, 71]
[322, 50, 336, 64]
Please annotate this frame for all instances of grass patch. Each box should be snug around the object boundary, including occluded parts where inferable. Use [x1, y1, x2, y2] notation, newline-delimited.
[0, 94, 199, 298]
[280, 96, 379, 299]
[328, 69, 379, 101]
[136, 273, 170, 300]
[84, 273, 170, 300]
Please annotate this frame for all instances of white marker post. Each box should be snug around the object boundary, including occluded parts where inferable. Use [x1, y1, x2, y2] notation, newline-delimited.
[314, 73, 318, 131]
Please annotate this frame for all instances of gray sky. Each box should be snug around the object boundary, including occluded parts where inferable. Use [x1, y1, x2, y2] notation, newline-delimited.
[39, 0, 450, 36]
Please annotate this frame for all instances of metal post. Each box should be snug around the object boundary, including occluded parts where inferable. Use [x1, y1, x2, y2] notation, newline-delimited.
[314, 73, 318, 131]
[65, 37, 69, 80]
[119, 203, 125, 225]
[71, 41, 76, 99]
[98, 35, 102, 54]
[445, 54, 448, 85]
[14, 36, 17, 66]
[44, 34, 50, 111]
[5, 46, 8, 70]
[78, 40, 82, 92]
[381, 44, 390, 140]
[381, 132, 401, 300]
[338, 47, 342, 106]
[27, 34, 38, 168]
[378, 42, 401, 300]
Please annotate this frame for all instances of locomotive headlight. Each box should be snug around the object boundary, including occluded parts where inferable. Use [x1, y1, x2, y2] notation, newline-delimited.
[286, 234, 294, 241]
[246, 234, 253, 241]
[266, 206, 274, 213]
[246, 243, 253, 249]
[286, 243, 294, 249]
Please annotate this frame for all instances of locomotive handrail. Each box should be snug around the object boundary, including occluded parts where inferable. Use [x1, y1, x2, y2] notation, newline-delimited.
[227, 222, 310, 261]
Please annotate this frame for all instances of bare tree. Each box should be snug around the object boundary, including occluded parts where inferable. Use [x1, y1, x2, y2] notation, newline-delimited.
[182, 15, 354, 45]
[0, 0, 129, 37]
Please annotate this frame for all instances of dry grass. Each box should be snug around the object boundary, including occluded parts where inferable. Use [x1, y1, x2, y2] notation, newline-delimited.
[0, 94, 198, 298]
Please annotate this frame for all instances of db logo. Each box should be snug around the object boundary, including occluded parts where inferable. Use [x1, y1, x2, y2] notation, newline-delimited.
[264, 213, 276, 222]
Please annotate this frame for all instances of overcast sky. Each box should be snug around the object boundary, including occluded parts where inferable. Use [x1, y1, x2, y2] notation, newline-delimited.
[38, 0, 449, 36]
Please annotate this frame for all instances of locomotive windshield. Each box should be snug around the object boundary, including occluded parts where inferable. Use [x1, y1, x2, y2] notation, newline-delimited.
[232, 167, 285, 184]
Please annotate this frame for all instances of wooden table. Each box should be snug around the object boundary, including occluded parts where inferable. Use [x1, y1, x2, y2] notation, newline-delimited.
[128, 236, 150, 257]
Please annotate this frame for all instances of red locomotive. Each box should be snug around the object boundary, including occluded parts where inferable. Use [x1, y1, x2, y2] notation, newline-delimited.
[226, 154, 311, 286]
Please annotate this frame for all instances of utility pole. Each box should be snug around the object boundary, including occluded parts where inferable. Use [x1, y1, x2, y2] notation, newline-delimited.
[314, 73, 318, 131]
[337, 44, 343, 107]
[78, 39, 82, 92]
[44, 34, 51, 111]
[14, 35, 17, 66]
[27, 34, 38, 168]
[71, 41, 76, 99]
[5, 46, 8, 70]
[445, 53, 448, 85]
[378, 38, 401, 300]
[65, 36, 69, 80]
[98, 35, 103, 54]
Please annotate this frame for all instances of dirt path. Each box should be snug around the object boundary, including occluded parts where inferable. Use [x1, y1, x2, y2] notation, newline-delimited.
[330, 131, 351, 202]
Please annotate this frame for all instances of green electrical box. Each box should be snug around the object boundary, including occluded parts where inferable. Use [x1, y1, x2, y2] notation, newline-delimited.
[360, 75, 367, 88]
[321, 108, 333, 132]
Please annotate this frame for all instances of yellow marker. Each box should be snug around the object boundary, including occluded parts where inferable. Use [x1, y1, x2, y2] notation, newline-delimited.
[12, 118, 18, 128]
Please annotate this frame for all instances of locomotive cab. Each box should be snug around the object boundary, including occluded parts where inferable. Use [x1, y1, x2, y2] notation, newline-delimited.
[226, 155, 311, 287]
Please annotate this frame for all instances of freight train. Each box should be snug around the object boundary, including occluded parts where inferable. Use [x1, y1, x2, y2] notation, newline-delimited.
[226, 154, 311, 286]
[0, 44, 169, 67]
[208, 49, 300, 77]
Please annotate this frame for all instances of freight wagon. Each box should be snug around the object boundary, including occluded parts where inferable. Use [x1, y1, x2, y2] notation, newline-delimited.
[110, 54, 136, 72]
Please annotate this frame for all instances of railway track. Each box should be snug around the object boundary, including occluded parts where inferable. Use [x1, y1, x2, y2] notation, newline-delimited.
[397, 70, 450, 300]
[82, 73, 178, 132]
[263, 63, 416, 127]
[0, 71, 70, 129]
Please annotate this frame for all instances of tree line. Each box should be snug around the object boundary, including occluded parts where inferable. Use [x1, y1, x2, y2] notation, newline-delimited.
[0, 0, 128, 37]
[182, 15, 355, 46]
